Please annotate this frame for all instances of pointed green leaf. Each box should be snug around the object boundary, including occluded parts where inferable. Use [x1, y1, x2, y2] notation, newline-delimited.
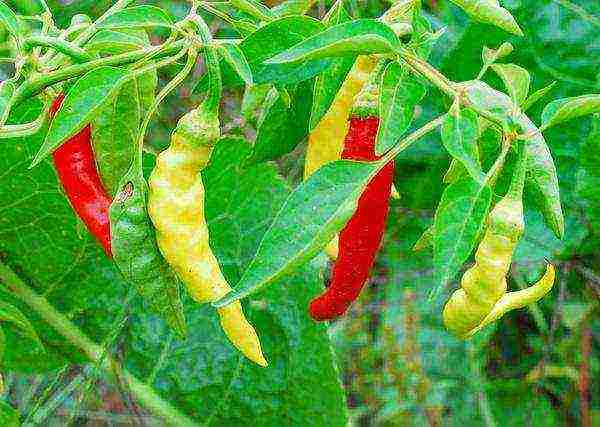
[0, 299, 42, 347]
[213, 159, 381, 307]
[240, 16, 332, 85]
[230, 0, 276, 22]
[449, 0, 523, 36]
[376, 62, 427, 155]
[491, 63, 530, 106]
[309, 56, 355, 131]
[110, 160, 187, 338]
[266, 19, 400, 65]
[576, 115, 600, 234]
[93, 74, 156, 195]
[246, 79, 313, 165]
[32, 66, 130, 167]
[541, 94, 600, 130]
[441, 108, 484, 183]
[463, 80, 564, 238]
[0, 1, 19, 37]
[216, 42, 253, 85]
[413, 225, 433, 251]
[97, 6, 173, 29]
[443, 159, 468, 184]
[308, 1, 354, 131]
[522, 81, 557, 112]
[433, 177, 492, 295]
[92, 30, 156, 195]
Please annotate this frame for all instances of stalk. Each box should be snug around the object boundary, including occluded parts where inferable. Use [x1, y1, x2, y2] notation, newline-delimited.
[0, 261, 196, 426]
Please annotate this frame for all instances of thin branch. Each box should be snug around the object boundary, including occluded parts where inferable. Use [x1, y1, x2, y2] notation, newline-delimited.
[0, 260, 196, 426]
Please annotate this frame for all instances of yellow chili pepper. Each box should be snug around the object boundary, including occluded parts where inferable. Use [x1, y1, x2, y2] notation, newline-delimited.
[148, 106, 267, 366]
[148, 18, 266, 366]
[443, 144, 555, 338]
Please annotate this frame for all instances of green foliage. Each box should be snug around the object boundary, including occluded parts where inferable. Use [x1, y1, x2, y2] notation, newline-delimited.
[215, 158, 380, 307]
[33, 66, 130, 167]
[0, 0, 598, 424]
[376, 61, 426, 155]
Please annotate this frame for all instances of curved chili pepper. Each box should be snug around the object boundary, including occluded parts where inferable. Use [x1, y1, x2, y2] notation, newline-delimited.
[443, 144, 555, 338]
[309, 115, 395, 321]
[50, 95, 112, 257]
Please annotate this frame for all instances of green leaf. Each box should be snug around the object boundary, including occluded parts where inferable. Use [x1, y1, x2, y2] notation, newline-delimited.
[92, 74, 156, 195]
[309, 57, 355, 131]
[443, 159, 468, 184]
[240, 16, 332, 85]
[266, 19, 399, 64]
[521, 113, 565, 239]
[32, 66, 130, 167]
[245, 79, 313, 164]
[85, 29, 147, 56]
[92, 29, 156, 196]
[433, 177, 492, 294]
[412, 225, 433, 251]
[576, 114, 600, 234]
[213, 159, 381, 307]
[308, 1, 355, 131]
[0, 401, 20, 427]
[0, 98, 131, 373]
[273, 0, 316, 16]
[522, 81, 557, 112]
[441, 108, 484, 183]
[0, 1, 19, 37]
[0, 299, 42, 347]
[230, 0, 276, 22]
[97, 5, 173, 29]
[124, 138, 347, 424]
[448, 0, 523, 36]
[541, 94, 600, 130]
[216, 42, 253, 85]
[0, 80, 14, 127]
[376, 62, 426, 155]
[462, 80, 564, 238]
[490, 63, 530, 106]
[109, 159, 187, 338]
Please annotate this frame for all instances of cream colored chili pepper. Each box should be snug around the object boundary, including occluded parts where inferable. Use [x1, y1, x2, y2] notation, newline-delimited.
[443, 144, 555, 338]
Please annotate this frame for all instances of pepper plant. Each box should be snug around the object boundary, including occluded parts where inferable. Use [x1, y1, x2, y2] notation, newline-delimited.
[0, 0, 598, 424]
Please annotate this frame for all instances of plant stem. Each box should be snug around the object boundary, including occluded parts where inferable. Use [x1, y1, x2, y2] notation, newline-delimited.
[381, 114, 445, 163]
[23, 36, 92, 63]
[396, 49, 506, 130]
[12, 40, 186, 107]
[0, 261, 197, 426]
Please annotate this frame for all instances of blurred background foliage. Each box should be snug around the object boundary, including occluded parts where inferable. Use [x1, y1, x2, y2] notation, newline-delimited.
[0, 0, 598, 425]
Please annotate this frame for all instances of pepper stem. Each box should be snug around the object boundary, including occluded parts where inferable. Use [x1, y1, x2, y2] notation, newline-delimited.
[190, 14, 222, 115]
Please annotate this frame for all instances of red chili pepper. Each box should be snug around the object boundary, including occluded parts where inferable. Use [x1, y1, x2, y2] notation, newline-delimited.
[309, 116, 394, 321]
[50, 95, 112, 257]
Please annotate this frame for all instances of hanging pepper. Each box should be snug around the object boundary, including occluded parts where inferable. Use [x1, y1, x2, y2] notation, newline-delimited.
[309, 75, 395, 321]
[443, 142, 555, 338]
[50, 95, 112, 257]
[304, 55, 399, 260]
[147, 19, 266, 366]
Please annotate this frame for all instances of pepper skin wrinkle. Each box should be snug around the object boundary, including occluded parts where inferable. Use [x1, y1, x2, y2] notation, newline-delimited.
[309, 116, 395, 321]
[50, 95, 112, 257]
[442, 194, 555, 338]
[148, 105, 267, 366]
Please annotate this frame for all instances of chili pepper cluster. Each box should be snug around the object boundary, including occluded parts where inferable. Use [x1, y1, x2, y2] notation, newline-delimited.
[48, 51, 556, 367]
